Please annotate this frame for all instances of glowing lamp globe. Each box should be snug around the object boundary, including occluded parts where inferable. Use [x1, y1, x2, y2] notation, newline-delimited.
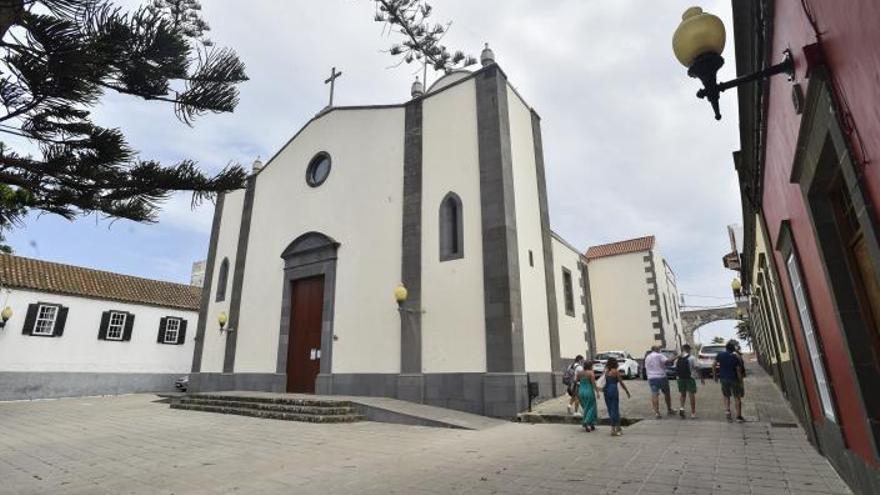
[672, 6, 726, 68]
[394, 284, 408, 304]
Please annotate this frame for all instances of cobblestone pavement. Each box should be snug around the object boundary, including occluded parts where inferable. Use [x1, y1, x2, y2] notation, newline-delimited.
[0, 389, 849, 494]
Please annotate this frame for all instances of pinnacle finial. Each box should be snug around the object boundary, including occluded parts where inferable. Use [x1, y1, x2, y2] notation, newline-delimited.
[411, 76, 424, 98]
[481, 43, 495, 67]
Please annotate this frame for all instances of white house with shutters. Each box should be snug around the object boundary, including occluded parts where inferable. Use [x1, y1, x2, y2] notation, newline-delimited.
[0, 253, 200, 401]
[191, 50, 595, 417]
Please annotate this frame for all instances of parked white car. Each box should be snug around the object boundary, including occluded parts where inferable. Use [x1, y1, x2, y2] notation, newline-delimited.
[697, 344, 727, 377]
[593, 351, 640, 379]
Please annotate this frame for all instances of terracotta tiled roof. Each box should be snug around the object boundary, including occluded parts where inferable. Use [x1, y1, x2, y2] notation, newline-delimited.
[0, 254, 201, 310]
[585, 235, 655, 261]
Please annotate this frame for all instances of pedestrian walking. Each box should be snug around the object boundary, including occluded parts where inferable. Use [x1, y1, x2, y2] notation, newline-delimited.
[675, 344, 704, 419]
[644, 345, 675, 419]
[602, 357, 631, 437]
[713, 340, 745, 422]
[577, 361, 598, 432]
[564, 355, 585, 416]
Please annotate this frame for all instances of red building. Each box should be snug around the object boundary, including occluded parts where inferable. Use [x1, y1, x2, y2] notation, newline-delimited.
[730, 1, 880, 493]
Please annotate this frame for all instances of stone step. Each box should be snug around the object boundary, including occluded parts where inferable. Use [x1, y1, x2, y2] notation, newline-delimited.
[170, 402, 364, 423]
[189, 394, 354, 408]
[175, 397, 357, 416]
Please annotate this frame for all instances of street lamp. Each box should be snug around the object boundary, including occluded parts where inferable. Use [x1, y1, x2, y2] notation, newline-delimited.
[394, 284, 408, 307]
[218, 311, 233, 333]
[672, 6, 794, 120]
[0, 306, 12, 329]
[731, 277, 742, 297]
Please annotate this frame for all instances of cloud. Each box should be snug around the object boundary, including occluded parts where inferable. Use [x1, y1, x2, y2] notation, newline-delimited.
[11, 0, 745, 301]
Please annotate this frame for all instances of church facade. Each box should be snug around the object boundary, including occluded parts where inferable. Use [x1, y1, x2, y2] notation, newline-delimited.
[190, 58, 591, 417]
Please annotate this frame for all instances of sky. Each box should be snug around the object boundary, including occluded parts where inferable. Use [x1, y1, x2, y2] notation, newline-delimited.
[5, 0, 745, 344]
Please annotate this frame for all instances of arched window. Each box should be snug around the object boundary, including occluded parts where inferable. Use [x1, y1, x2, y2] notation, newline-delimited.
[439, 192, 463, 261]
[216, 258, 229, 302]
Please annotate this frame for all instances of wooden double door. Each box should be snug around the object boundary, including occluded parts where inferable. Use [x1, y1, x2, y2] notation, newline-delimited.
[286, 276, 324, 393]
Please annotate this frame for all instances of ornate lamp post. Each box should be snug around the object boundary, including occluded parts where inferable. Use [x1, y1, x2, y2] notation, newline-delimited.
[672, 6, 794, 120]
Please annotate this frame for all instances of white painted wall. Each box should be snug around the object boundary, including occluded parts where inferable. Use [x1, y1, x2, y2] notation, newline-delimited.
[588, 251, 657, 354]
[421, 78, 487, 373]
[0, 289, 196, 373]
[507, 86, 552, 373]
[200, 188, 245, 373]
[235, 107, 405, 374]
[552, 236, 589, 360]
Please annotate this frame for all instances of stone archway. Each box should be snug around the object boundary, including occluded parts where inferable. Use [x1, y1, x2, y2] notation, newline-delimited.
[680, 306, 740, 345]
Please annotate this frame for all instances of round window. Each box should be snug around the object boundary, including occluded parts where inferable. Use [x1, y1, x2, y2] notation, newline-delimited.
[306, 152, 331, 187]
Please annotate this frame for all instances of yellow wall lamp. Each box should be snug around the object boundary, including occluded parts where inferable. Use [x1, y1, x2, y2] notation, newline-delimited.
[672, 6, 793, 120]
[394, 284, 424, 314]
[0, 306, 12, 329]
[218, 311, 235, 333]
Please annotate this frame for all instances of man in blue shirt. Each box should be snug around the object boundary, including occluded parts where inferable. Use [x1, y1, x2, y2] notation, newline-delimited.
[713, 340, 745, 422]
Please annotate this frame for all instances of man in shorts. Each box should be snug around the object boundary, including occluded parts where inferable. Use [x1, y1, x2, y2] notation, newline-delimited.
[714, 341, 745, 422]
[644, 346, 675, 419]
[675, 344, 704, 419]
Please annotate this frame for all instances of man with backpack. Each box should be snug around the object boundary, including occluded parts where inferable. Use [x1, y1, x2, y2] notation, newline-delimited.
[564, 355, 585, 416]
[714, 340, 746, 422]
[675, 344, 704, 419]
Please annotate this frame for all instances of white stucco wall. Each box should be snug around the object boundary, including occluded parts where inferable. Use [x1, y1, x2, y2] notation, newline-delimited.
[0, 289, 196, 373]
[588, 251, 656, 354]
[507, 86, 552, 373]
[552, 236, 589, 360]
[421, 78, 487, 373]
[234, 107, 405, 374]
[200, 188, 244, 373]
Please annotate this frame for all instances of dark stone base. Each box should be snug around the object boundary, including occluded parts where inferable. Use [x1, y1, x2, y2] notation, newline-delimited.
[0, 371, 182, 401]
[483, 373, 529, 418]
[188, 372, 284, 393]
[396, 374, 424, 404]
[814, 419, 880, 495]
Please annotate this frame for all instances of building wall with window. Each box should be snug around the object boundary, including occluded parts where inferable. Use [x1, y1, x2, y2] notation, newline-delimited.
[509, 86, 552, 375]
[551, 234, 590, 361]
[732, 1, 880, 492]
[0, 255, 199, 401]
[421, 78, 486, 373]
[198, 188, 244, 374]
[653, 253, 683, 350]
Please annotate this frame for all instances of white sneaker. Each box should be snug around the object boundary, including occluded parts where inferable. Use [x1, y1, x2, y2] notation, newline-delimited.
[573, 412, 583, 418]
[690, 413, 697, 420]
[567, 404, 573, 415]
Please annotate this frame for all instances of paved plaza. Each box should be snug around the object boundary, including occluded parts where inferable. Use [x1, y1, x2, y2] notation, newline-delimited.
[0, 367, 852, 495]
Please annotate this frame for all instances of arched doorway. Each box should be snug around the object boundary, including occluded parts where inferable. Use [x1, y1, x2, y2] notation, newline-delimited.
[276, 232, 339, 393]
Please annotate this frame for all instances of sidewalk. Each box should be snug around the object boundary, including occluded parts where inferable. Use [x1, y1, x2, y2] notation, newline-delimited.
[524, 362, 799, 424]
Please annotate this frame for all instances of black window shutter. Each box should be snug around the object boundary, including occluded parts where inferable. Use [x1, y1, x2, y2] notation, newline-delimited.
[54, 306, 68, 337]
[177, 319, 188, 345]
[157, 317, 167, 343]
[22, 304, 38, 335]
[98, 311, 110, 340]
[122, 313, 135, 341]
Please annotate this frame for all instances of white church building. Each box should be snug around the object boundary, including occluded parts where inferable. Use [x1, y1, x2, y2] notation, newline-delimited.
[191, 49, 592, 416]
